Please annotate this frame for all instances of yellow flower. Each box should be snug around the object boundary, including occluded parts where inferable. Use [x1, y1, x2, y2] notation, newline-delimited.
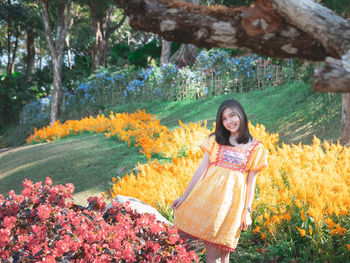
[331, 224, 347, 236]
[325, 218, 335, 229]
[253, 226, 261, 234]
[296, 227, 306, 237]
[283, 212, 291, 221]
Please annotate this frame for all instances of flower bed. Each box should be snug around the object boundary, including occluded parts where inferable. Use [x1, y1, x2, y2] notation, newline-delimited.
[0, 178, 198, 262]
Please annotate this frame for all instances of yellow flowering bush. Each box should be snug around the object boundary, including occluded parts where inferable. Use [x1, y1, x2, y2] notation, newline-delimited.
[109, 114, 349, 259]
[26, 114, 111, 143]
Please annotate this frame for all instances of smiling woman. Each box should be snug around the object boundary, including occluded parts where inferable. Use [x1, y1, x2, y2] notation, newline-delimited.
[172, 99, 268, 263]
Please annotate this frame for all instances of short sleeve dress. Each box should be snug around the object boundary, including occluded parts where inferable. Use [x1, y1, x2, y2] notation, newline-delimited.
[173, 135, 268, 252]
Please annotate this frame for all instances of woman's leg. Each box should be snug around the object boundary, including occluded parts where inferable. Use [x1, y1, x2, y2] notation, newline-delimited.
[205, 244, 230, 263]
[218, 248, 230, 263]
[205, 243, 220, 263]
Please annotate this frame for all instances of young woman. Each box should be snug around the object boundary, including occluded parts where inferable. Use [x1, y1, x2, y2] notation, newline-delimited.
[172, 99, 268, 263]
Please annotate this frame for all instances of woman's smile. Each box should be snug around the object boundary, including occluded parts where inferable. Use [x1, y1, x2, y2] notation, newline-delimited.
[222, 108, 240, 135]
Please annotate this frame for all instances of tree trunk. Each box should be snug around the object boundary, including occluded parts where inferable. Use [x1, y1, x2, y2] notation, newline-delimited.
[160, 38, 171, 65]
[169, 0, 199, 66]
[65, 17, 74, 70]
[6, 0, 12, 76]
[90, 4, 126, 73]
[51, 56, 63, 124]
[340, 93, 350, 145]
[170, 43, 198, 66]
[91, 8, 106, 73]
[10, 26, 20, 74]
[40, 0, 72, 124]
[26, 28, 35, 82]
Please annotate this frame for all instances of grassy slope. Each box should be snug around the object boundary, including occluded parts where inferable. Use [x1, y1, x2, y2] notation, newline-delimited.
[109, 82, 341, 144]
[0, 82, 342, 205]
[0, 134, 148, 205]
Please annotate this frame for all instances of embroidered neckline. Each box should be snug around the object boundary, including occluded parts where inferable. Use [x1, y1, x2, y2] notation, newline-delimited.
[211, 139, 261, 173]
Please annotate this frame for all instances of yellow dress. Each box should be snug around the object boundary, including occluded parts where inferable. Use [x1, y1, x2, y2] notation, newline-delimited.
[173, 135, 268, 251]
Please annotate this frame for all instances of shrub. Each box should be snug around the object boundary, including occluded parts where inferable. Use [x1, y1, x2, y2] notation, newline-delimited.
[0, 178, 198, 262]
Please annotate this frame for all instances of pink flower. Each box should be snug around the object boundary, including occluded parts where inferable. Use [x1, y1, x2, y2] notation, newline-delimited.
[121, 241, 135, 261]
[42, 255, 56, 262]
[37, 205, 51, 221]
[168, 234, 179, 245]
[3, 216, 16, 229]
[0, 228, 11, 247]
[65, 183, 75, 193]
[23, 178, 34, 188]
[45, 177, 53, 186]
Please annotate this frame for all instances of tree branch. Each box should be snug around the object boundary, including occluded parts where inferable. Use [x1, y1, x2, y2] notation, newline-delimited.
[107, 14, 127, 36]
[114, 0, 328, 61]
[269, 0, 350, 58]
[56, 0, 72, 55]
[313, 56, 350, 93]
[40, 0, 56, 58]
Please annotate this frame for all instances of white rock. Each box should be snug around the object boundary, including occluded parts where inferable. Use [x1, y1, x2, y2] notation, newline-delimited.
[107, 195, 172, 226]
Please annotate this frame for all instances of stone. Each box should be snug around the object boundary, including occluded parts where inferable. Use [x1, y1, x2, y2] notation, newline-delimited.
[107, 195, 205, 254]
[107, 195, 172, 225]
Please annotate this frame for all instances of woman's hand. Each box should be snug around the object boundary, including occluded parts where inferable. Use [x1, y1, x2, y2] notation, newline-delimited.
[171, 196, 186, 210]
[240, 209, 252, 231]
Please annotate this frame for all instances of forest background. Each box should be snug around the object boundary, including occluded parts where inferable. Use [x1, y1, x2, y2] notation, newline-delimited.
[0, 0, 348, 148]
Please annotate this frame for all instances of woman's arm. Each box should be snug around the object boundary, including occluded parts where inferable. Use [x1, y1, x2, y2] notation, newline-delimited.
[171, 152, 210, 209]
[241, 171, 258, 230]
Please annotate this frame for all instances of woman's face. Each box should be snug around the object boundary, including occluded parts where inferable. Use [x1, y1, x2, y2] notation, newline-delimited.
[221, 107, 240, 136]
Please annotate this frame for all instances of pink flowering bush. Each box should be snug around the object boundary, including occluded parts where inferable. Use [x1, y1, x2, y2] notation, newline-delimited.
[0, 178, 198, 262]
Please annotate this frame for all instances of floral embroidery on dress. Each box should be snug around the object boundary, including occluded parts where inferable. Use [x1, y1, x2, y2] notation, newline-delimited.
[215, 139, 260, 172]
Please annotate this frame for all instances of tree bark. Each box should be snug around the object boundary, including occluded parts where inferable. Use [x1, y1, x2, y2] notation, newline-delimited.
[90, 3, 126, 73]
[340, 93, 350, 146]
[114, 0, 328, 60]
[65, 17, 74, 70]
[114, 0, 350, 144]
[10, 25, 20, 74]
[168, 0, 199, 66]
[26, 27, 35, 82]
[170, 43, 197, 66]
[40, 0, 72, 124]
[160, 38, 171, 65]
[6, 0, 12, 76]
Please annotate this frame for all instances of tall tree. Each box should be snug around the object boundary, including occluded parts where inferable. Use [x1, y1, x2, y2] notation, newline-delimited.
[3, 0, 29, 76]
[114, 0, 350, 144]
[24, 3, 43, 83]
[160, 38, 171, 65]
[168, 0, 200, 66]
[38, 0, 72, 123]
[78, 0, 126, 72]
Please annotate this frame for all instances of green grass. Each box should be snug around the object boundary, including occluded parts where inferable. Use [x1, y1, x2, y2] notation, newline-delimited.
[0, 82, 342, 205]
[107, 82, 342, 145]
[0, 133, 148, 205]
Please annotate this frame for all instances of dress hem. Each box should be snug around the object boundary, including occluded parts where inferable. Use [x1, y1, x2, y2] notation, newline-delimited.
[178, 229, 236, 253]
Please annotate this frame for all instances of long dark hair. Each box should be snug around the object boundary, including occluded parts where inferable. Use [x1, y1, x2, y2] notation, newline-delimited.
[211, 99, 252, 145]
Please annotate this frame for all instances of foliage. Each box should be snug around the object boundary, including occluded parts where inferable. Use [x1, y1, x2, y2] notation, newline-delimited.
[0, 178, 198, 262]
[21, 49, 300, 125]
[0, 73, 37, 132]
[127, 39, 162, 67]
[61, 66, 139, 121]
[0, 123, 38, 148]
